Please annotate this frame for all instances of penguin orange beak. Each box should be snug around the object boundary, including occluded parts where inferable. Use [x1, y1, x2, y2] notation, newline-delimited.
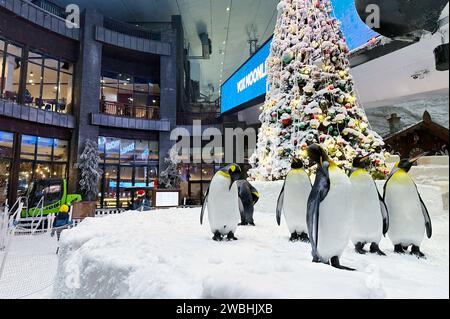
[360, 153, 373, 162]
[409, 152, 428, 164]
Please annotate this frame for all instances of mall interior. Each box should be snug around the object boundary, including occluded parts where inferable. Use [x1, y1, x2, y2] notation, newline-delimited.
[0, 0, 449, 209]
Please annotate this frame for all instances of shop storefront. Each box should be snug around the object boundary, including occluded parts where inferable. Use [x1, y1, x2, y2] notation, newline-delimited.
[0, 129, 70, 205]
[1, 37, 74, 113]
[0, 131, 13, 204]
[97, 136, 159, 209]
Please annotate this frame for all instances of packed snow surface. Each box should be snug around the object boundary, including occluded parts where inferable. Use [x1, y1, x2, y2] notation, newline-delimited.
[54, 183, 449, 299]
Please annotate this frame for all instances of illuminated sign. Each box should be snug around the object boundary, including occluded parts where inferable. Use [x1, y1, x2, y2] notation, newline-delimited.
[221, 39, 272, 114]
[220, 0, 379, 114]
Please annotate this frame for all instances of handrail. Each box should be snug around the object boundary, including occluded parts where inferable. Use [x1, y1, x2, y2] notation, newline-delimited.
[100, 100, 161, 120]
[9, 197, 25, 226]
[24, 0, 68, 22]
[30, 196, 45, 234]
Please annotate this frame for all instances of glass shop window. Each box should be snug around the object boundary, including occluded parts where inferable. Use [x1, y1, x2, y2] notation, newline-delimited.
[98, 136, 106, 163]
[1, 43, 22, 102]
[134, 140, 149, 165]
[58, 65, 73, 113]
[0, 131, 14, 158]
[18, 162, 33, 197]
[37, 137, 54, 162]
[35, 163, 52, 180]
[105, 137, 120, 164]
[149, 141, 159, 161]
[120, 139, 135, 165]
[21, 135, 38, 160]
[53, 139, 69, 162]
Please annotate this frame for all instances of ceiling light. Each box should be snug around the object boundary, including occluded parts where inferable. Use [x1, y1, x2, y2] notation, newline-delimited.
[226, 7, 230, 11]
[223, 41, 226, 45]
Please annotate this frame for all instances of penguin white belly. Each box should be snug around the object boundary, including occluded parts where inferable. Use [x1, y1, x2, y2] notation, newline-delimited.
[207, 175, 240, 235]
[350, 172, 383, 245]
[284, 170, 311, 234]
[385, 172, 425, 246]
[317, 168, 352, 261]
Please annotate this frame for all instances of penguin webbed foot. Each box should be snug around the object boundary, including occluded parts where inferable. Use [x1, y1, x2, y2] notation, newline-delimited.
[411, 246, 426, 259]
[355, 242, 368, 255]
[212, 231, 223, 242]
[289, 233, 300, 242]
[370, 243, 386, 256]
[299, 232, 310, 243]
[330, 257, 356, 271]
[238, 222, 248, 226]
[394, 244, 406, 254]
[227, 232, 238, 241]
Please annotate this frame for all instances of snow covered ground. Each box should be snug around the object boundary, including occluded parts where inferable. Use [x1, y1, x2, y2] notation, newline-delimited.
[54, 184, 449, 299]
[0, 233, 58, 299]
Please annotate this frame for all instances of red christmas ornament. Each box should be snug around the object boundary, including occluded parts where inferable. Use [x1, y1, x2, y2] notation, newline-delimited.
[328, 85, 335, 91]
[282, 118, 292, 126]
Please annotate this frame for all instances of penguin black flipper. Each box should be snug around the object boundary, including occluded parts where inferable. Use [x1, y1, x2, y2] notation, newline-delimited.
[276, 180, 287, 226]
[307, 162, 331, 261]
[249, 184, 260, 205]
[414, 183, 433, 239]
[374, 181, 389, 236]
[382, 172, 395, 201]
[200, 186, 210, 225]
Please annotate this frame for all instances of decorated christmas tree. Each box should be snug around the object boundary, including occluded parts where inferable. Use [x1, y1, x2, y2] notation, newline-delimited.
[249, 0, 389, 181]
[77, 139, 103, 201]
[159, 147, 182, 190]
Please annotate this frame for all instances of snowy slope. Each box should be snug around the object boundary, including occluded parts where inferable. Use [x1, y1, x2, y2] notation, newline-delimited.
[54, 193, 449, 299]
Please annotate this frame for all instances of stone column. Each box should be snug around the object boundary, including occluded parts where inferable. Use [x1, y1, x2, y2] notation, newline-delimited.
[69, 9, 103, 194]
[159, 27, 178, 173]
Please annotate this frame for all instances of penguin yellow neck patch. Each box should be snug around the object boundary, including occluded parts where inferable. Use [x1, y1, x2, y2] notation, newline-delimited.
[217, 171, 231, 178]
[229, 165, 236, 173]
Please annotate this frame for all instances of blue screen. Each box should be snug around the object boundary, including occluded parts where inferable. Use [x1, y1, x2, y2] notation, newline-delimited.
[221, 39, 272, 114]
[220, 0, 379, 114]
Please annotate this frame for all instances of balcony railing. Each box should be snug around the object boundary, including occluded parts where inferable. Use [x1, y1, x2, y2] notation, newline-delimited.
[28, 0, 67, 19]
[100, 100, 160, 121]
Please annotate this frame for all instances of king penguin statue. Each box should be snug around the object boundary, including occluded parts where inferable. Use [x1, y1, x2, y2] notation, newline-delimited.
[384, 154, 432, 258]
[306, 144, 355, 271]
[349, 154, 389, 256]
[201, 164, 243, 241]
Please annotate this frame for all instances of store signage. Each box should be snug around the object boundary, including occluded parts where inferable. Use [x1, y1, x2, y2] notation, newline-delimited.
[220, 0, 379, 114]
[221, 39, 272, 114]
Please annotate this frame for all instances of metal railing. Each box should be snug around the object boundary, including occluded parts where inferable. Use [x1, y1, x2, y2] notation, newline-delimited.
[100, 100, 161, 120]
[103, 17, 161, 41]
[0, 206, 9, 251]
[28, 0, 67, 19]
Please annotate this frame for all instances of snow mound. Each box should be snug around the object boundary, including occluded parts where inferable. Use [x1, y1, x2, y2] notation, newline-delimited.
[54, 183, 448, 299]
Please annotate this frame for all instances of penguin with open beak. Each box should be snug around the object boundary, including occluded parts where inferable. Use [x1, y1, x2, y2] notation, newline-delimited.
[306, 144, 355, 271]
[349, 154, 389, 256]
[383, 153, 432, 258]
[201, 164, 243, 241]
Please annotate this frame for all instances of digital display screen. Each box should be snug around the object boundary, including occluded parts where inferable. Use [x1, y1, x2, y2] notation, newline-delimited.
[220, 0, 379, 114]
